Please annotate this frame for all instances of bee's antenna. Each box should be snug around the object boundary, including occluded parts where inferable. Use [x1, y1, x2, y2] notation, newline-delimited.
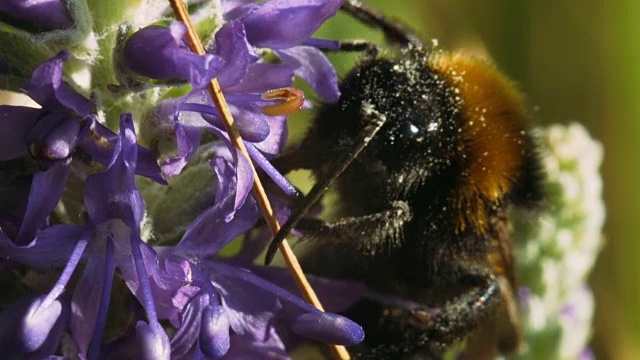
[341, 0, 424, 48]
[264, 104, 388, 265]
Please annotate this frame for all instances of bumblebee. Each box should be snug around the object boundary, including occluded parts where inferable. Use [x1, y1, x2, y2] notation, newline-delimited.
[265, 1, 544, 358]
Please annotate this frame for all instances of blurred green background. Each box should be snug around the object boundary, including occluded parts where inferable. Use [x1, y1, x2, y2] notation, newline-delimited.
[316, 1, 639, 359]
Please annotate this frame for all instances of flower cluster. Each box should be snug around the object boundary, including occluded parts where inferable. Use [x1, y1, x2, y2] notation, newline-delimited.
[506, 123, 604, 360]
[0, 0, 365, 359]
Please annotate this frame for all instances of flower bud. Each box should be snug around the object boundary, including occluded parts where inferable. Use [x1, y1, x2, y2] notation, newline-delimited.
[0, 0, 73, 30]
[291, 312, 364, 346]
[199, 304, 230, 358]
[27, 112, 80, 160]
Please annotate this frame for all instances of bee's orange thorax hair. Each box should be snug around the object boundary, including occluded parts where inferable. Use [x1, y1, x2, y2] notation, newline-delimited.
[429, 52, 529, 233]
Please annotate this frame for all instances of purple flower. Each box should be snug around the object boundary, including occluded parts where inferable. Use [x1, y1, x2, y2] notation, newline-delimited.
[150, 156, 363, 358]
[0, 294, 67, 357]
[149, 20, 295, 178]
[0, 0, 73, 30]
[121, 22, 223, 90]
[0, 51, 164, 245]
[0, 115, 170, 359]
[226, 0, 343, 102]
[123, 1, 343, 176]
[1, 115, 363, 358]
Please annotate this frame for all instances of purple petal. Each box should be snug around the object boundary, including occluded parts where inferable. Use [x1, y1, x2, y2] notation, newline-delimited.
[122, 22, 222, 89]
[207, 128, 255, 213]
[145, 254, 197, 323]
[136, 142, 168, 184]
[0, 105, 41, 161]
[115, 238, 164, 317]
[223, 150, 254, 215]
[197, 263, 278, 340]
[198, 99, 271, 143]
[199, 303, 230, 358]
[79, 121, 166, 184]
[222, 0, 257, 17]
[241, 0, 342, 49]
[245, 143, 298, 197]
[0, 224, 85, 267]
[160, 122, 201, 177]
[0, 295, 61, 355]
[16, 158, 71, 245]
[225, 63, 294, 94]
[276, 46, 340, 103]
[205, 262, 363, 346]
[251, 115, 288, 155]
[19, 296, 65, 353]
[83, 114, 144, 226]
[171, 294, 207, 358]
[291, 312, 364, 345]
[176, 158, 258, 256]
[227, 98, 272, 142]
[213, 21, 258, 89]
[253, 266, 366, 313]
[120, 232, 166, 343]
[23, 51, 95, 116]
[71, 240, 114, 357]
[0, 0, 73, 30]
[136, 322, 171, 360]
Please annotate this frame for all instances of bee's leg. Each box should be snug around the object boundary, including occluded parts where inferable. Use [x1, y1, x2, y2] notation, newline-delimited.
[358, 265, 502, 359]
[341, 0, 423, 48]
[265, 106, 389, 264]
[294, 200, 412, 255]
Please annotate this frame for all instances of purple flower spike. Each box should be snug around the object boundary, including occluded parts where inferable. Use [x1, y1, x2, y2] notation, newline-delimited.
[1, 0, 367, 358]
[0, 0, 73, 30]
[122, 22, 223, 89]
[0, 51, 164, 245]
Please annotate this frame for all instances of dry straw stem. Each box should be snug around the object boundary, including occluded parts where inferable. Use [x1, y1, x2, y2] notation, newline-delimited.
[168, 1, 351, 359]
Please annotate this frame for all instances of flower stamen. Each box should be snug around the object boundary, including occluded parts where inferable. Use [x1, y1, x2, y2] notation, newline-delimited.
[260, 87, 305, 116]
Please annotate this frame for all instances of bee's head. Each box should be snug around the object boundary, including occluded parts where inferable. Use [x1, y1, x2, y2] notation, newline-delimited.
[337, 48, 463, 178]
